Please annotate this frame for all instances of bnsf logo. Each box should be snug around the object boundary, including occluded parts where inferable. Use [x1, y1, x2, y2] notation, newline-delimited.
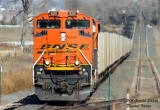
[40, 44, 90, 49]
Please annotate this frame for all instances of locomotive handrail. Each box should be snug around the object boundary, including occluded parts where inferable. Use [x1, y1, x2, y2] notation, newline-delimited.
[54, 49, 56, 67]
[69, 49, 70, 67]
[79, 49, 93, 86]
[33, 49, 46, 85]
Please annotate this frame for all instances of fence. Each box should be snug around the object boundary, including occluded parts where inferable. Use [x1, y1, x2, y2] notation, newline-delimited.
[0, 25, 33, 28]
[0, 47, 32, 63]
[0, 41, 33, 46]
[23, 47, 32, 53]
[1, 50, 16, 62]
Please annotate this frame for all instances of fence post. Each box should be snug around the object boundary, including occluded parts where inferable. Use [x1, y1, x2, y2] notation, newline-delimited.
[9, 51, 11, 58]
[14, 49, 16, 59]
[127, 89, 130, 110]
[21, 45, 23, 54]
[108, 72, 111, 110]
[0, 66, 2, 102]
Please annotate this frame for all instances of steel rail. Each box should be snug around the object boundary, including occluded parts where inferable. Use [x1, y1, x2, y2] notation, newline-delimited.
[145, 27, 160, 94]
[136, 27, 142, 95]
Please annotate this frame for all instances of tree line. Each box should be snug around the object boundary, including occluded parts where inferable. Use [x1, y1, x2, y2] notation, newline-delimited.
[3, 0, 160, 47]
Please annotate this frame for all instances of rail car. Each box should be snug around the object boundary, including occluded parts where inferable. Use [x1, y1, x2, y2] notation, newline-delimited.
[33, 10, 133, 101]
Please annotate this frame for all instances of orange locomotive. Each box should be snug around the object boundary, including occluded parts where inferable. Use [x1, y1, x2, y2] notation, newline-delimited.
[33, 11, 99, 101]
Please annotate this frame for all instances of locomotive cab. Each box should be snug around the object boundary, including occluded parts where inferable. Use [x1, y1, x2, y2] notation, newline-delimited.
[33, 11, 99, 101]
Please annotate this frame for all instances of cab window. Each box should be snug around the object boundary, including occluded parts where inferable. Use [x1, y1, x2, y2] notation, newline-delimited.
[66, 20, 90, 29]
[37, 20, 60, 29]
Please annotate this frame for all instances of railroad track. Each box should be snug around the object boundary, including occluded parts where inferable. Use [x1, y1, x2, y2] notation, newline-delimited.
[37, 95, 160, 110]
[136, 28, 142, 95]
[37, 99, 126, 110]
[136, 27, 160, 96]
[145, 27, 160, 94]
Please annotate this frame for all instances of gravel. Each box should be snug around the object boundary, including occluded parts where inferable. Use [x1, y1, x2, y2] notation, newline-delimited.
[0, 89, 37, 110]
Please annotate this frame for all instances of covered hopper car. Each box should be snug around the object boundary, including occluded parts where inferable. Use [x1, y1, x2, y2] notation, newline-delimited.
[33, 10, 133, 101]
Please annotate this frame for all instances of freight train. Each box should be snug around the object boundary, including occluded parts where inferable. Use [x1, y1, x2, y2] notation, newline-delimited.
[33, 10, 133, 101]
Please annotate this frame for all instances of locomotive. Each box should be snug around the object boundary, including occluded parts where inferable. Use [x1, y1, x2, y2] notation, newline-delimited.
[33, 10, 133, 101]
[33, 10, 99, 101]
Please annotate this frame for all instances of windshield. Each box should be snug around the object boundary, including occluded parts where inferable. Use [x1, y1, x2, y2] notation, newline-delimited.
[37, 20, 60, 29]
[66, 20, 90, 29]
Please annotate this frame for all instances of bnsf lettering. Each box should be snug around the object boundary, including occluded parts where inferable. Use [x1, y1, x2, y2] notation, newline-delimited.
[80, 44, 90, 49]
[67, 44, 78, 49]
[52, 44, 66, 49]
[40, 44, 89, 49]
[40, 44, 52, 49]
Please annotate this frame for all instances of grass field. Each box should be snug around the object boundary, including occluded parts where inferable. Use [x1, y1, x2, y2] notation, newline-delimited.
[0, 27, 33, 42]
[1, 50, 33, 95]
[1, 68, 33, 95]
[0, 27, 34, 95]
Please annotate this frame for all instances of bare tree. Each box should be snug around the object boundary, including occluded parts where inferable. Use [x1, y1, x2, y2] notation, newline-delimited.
[21, 0, 32, 49]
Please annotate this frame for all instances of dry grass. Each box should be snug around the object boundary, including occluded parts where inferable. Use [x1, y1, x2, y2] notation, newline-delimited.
[1, 52, 33, 73]
[0, 44, 19, 50]
[1, 68, 33, 95]
[102, 24, 117, 32]
[0, 26, 34, 95]
[101, 24, 124, 34]
[0, 50, 33, 95]
[0, 27, 33, 42]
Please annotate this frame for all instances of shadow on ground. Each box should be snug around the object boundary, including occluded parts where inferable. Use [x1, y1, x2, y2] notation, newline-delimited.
[4, 94, 75, 110]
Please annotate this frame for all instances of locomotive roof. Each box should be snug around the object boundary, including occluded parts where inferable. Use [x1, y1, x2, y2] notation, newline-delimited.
[34, 11, 93, 19]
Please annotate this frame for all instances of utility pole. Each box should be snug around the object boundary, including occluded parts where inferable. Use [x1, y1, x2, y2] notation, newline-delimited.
[108, 72, 111, 110]
[138, 0, 143, 97]
[140, 0, 142, 27]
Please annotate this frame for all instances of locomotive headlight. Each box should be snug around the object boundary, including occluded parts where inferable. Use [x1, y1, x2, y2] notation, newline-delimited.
[45, 60, 50, 66]
[75, 60, 80, 66]
[61, 33, 66, 42]
[82, 68, 86, 72]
